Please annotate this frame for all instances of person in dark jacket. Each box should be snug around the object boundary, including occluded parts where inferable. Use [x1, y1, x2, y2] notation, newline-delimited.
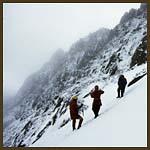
[69, 96, 83, 131]
[90, 85, 104, 118]
[117, 75, 127, 98]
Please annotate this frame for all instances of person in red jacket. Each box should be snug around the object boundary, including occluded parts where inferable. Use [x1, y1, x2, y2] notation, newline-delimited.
[90, 85, 104, 118]
[69, 96, 83, 131]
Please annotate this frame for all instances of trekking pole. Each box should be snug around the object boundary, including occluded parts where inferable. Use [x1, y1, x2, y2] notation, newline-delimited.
[83, 93, 90, 98]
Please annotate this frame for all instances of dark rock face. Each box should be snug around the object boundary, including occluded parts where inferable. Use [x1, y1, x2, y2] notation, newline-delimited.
[128, 73, 147, 87]
[105, 54, 118, 76]
[130, 35, 147, 68]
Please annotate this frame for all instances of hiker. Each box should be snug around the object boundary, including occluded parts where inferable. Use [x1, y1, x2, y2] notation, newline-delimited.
[117, 75, 127, 98]
[90, 85, 104, 118]
[69, 96, 83, 131]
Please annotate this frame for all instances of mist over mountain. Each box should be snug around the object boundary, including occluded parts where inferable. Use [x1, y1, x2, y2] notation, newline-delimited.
[3, 4, 147, 147]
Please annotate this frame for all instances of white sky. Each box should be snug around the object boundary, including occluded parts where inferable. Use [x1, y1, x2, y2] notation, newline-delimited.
[3, 3, 141, 97]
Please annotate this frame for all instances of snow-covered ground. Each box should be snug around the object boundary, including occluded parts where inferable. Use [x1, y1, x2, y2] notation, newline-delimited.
[31, 64, 147, 147]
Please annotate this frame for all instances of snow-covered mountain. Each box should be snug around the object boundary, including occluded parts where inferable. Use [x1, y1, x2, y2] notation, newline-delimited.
[3, 3, 147, 147]
[31, 64, 147, 147]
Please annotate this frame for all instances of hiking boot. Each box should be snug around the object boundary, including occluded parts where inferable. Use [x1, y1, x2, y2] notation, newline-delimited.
[116, 96, 120, 98]
[73, 128, 76, 131]
[94, 114, 98, 119]
[77, 125, 81, 129]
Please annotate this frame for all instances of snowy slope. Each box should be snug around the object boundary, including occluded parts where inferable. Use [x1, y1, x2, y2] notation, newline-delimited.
[31, 64, 147, 147]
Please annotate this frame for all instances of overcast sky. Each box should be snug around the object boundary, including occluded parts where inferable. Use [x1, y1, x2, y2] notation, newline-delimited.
[3, 3, 141, 97]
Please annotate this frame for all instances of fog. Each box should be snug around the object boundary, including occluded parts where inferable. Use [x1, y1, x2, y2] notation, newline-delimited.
[3, 3, 140, 100]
